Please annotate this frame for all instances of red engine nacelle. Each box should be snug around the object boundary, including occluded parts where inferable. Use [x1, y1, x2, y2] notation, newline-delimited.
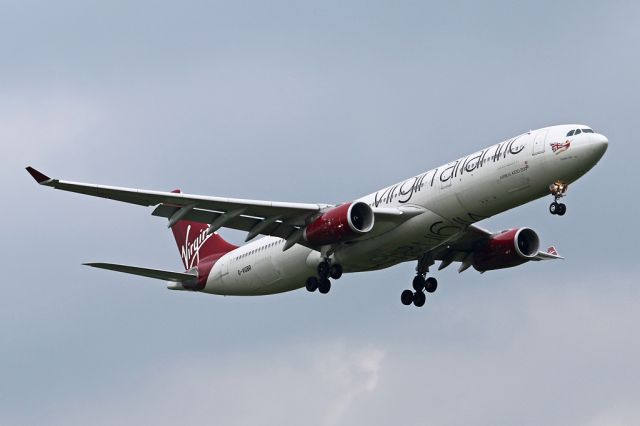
[303, 202, 375, 246]
[473, 228, 540, 272]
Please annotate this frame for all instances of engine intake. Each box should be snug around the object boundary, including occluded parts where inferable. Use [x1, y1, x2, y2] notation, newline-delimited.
[473, 227, 540, 272]
[303, 202, 374, 246]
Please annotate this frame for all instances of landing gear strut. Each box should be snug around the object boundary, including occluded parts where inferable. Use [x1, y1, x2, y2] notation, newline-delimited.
[306, 258, 343, 295]
[401, 255, 438, 308]
[549, 181, 568, 216]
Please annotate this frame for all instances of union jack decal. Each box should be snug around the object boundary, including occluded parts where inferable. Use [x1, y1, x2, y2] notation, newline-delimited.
[551, 140, 571, 154]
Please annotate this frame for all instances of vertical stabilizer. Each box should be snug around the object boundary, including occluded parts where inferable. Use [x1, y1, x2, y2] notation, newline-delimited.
[169, 190, 238, 269]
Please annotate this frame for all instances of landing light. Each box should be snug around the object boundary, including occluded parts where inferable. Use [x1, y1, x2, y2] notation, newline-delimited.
[549, 181, 567, 196]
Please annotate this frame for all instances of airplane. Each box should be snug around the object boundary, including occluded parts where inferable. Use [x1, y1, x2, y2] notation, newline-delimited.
[26, 124, 608, 307]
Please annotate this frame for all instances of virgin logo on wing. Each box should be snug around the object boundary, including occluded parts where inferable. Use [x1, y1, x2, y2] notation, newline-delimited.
[180, 225, 212, 269]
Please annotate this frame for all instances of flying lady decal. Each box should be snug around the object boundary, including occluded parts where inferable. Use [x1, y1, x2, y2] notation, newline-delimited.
[551, 140, 571, 155]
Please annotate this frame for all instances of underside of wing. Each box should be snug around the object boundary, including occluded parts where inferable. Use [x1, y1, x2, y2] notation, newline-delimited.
[425, 225, 491, 272]
[424, 225, 563, 273]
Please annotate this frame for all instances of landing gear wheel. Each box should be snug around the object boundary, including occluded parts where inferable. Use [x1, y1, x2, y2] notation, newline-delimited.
[413, 291, 426, 307]
[318, 278, 331, 294]
[425, 277, 438, 293]
[549, 181, 569, 216]
[317, 261, 330, 278]
[557, 203, 566, 216]
[412, 275, 426, 291]
[305, 276, 318, 292]
[401, 289, 414, 305]
[329, 264, 343, 279]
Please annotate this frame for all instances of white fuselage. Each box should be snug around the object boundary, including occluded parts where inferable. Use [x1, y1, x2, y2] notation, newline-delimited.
[204, 124, 608, 296]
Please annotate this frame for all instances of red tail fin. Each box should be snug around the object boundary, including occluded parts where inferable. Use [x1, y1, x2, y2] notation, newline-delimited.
[169, 190, 237, 269]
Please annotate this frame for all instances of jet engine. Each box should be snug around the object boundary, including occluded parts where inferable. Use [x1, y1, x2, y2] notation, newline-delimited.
[303, 202, 374, 246]
[473, 228, 540, 271]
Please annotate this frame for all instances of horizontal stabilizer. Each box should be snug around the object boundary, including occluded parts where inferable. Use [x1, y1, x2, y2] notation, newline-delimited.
[84, 262, 197, 282]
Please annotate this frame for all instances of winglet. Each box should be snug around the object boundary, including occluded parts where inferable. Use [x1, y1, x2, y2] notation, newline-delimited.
[25, 167, 52, 184]
[547, 246, 559, 256]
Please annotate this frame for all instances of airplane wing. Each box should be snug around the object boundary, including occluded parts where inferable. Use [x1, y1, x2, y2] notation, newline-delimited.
[426, 225, 563, 273]
[532, 246, 563, 260]
[26, 166, 328, 241]
[26, 167, 417, 247]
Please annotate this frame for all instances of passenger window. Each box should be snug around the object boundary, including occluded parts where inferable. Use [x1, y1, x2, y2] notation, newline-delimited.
[575, 129, 582, 135]
[567, 130, 575, 137]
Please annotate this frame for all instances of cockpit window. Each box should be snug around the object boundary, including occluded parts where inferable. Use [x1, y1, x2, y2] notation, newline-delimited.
[567, 128, 595, 137]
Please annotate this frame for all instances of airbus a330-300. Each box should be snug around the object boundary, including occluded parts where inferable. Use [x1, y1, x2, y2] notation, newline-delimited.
[27, 124, 607, 307]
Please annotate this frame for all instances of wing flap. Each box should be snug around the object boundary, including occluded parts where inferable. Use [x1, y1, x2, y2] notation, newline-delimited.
[151, 204, 300, 240]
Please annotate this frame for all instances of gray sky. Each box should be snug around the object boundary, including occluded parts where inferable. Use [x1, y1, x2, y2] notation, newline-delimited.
[2, 1, 639, 425]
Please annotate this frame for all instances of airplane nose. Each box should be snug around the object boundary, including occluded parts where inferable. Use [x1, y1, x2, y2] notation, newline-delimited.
[592, 133, 609, 158]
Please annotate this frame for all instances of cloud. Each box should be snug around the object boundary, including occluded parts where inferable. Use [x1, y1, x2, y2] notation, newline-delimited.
[586, 403, 640, 426]
[43, 342, 384, 426]
[314, 343, 384, 426]
[8, 272, 634, 426]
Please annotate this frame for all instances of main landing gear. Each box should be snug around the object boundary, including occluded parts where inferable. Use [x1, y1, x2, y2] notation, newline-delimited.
[401, 274, 438, 307]
[549, 181, 568, 216]
[401, 254, 437, 307]
[306, 259, 343, 295]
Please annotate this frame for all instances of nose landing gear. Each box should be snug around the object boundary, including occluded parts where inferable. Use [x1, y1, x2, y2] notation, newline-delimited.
[549, 181, 568, 216]
[549, 202, 566, 216]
